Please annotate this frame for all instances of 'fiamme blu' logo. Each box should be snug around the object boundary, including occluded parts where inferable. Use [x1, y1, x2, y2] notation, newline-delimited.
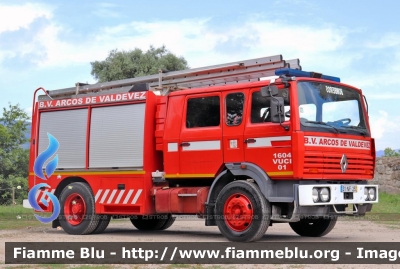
[33, 133, 59, 180]
[28, 133, 61, 223]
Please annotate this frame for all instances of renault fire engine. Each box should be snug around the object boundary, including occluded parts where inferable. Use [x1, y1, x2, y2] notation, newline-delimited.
[26, 55, 378, 242]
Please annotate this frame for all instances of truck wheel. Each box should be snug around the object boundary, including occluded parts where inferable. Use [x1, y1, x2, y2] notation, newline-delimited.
[91, 215, 111, 234]
[158, 214, 176, 230]
[215, 181, 270, 242]
[289, 217, 337, 237]
[59, 182, 99, 235]
[130, 215, 169, 230]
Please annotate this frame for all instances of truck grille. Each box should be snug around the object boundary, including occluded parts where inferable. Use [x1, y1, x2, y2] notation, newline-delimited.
[304, 152, 374, 176]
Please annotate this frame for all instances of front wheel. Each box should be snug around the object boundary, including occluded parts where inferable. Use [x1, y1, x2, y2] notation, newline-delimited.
[59, 182, 99, 235]
[289, 217, 337, 237]
[215, 180, 270, 242]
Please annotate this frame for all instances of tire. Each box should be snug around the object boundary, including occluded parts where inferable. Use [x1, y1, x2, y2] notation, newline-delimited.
[59, 182, 99, 235]
[215, 180, 270, 242]
[158, 214, 176, 230]
[289, 216, 337, 237]
[130, 215, 169, 231]
[91, 215, 111, 234]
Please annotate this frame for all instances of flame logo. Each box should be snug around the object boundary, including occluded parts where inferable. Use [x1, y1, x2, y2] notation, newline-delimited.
[28, 183, 60, 223]
[29, 133, 61, 223]
[34, 133, 59, 180]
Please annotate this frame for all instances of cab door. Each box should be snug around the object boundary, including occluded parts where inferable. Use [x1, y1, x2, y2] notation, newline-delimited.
[179, 93, 223, 177]
[222, 90, 247, 163]
[243, 87, 293, 177]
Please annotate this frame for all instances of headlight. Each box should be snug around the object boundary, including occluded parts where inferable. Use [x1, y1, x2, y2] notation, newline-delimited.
[368, 188, 376, 201]
[312, 188, 319, 202]
[320, 187, 330, 202]
[364, 187, 368, 200]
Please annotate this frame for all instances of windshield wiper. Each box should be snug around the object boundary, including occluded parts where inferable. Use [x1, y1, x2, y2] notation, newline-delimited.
[340, 126, 368, 136]
[305, 121, 346, 133]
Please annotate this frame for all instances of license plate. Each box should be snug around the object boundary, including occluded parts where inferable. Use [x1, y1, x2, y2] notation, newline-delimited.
[341, 185, 357, 193]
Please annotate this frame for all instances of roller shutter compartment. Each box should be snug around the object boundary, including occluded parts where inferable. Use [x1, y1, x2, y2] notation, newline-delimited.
[89, 103, 145, 169]
[38, 109, 88, 169]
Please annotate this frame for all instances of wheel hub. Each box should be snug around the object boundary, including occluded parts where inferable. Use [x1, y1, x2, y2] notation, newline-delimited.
[64, 193, 86, 226]
[71, 201, 82, 214]
[224, 193, 254, 232]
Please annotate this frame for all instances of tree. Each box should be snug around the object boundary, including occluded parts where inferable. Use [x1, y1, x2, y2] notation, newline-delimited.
[383, 147, 400, 157]
[0, 103, 30, 179]
[0, 104, 30, 205]
[0, 175, 28, 205]
[90, 45, 189, 82]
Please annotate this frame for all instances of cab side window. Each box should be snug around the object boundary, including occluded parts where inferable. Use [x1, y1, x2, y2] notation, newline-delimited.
[251, 91, 270, 123]
[186, 96, 220, 128]
[251, 89, 290, 123]
[226, 92, 244, 126]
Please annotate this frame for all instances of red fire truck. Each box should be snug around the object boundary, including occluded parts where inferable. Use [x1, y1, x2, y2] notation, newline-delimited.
[27, 55, 378, 242]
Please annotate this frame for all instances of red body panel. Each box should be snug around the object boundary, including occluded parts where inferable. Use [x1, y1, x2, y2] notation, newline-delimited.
[221, 90, 246, 163]
[154, 187, 209, 214]
[162, 95, 184, 176]
[29, 77, 375, 216]
[243, 87, 293, 178]
[29, 91, 161, 215]
[178, 93, 223, 176]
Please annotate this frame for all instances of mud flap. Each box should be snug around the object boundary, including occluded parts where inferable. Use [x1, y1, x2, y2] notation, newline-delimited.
[52, 218, 61, 228]
[204, 203, 216, 226]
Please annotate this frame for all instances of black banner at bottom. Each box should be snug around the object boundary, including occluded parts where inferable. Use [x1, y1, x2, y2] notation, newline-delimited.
[5, 242, 400, 264]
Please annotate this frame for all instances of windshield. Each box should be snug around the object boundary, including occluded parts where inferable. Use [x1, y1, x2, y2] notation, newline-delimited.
[297, 81, 369, 135]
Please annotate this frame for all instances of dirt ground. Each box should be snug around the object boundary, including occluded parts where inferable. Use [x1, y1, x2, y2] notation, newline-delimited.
[1, 218, 400, 268]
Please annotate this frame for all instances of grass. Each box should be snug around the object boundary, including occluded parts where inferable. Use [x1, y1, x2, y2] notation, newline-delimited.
[371, 192, 400, 213]
[0, 204, 51, 230]
[367, 192, 400, 228]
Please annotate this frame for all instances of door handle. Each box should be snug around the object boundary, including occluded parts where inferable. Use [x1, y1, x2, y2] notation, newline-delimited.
[180, 142, 190, 147]
[244, 138, 256, 143]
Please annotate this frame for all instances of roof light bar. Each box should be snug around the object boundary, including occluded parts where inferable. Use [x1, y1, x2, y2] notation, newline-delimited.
[275, 68, 340, 82]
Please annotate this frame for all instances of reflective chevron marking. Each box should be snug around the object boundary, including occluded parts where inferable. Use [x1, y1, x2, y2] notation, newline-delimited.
[93, 189, 143, 205]
[95, 189, 103, 201]
[37, 189, 55, 203]
[132, 189, 142, 204]
[114, 189, 125, 204]
[99, 189, 110, 204]
[107, 189, 117, 204]
[34, 188, 143, 205]
[123, 190, 134, 204]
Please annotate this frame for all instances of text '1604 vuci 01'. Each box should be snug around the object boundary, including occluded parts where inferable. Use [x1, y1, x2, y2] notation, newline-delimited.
[25, 55, 378, 242]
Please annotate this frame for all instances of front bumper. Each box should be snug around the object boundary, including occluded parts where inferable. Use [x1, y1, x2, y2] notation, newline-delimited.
[298, 184, 378, 206]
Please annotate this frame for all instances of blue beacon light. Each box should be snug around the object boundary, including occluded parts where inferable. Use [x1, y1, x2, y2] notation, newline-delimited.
[275, 68, 341, 83]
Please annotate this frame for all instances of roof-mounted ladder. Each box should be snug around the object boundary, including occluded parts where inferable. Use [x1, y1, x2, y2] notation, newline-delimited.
[40, 55, 301, 100]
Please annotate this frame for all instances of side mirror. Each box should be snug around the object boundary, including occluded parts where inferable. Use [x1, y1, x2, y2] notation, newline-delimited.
[261, 85, 279, 97]
[270, 97, 285, 123]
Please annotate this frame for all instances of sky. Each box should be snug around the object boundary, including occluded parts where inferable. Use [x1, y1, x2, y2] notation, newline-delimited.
[1, 0, 400, 150]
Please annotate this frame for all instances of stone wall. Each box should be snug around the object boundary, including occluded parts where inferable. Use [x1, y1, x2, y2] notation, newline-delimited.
[371, 156, 400, 194]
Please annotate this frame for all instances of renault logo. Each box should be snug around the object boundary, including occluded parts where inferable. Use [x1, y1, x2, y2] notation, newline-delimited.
[340, 154, 348, 173]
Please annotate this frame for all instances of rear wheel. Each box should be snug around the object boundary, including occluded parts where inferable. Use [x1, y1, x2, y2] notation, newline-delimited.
[92, 215, 111, 234]
[130, 214, 173, 231]
[158, 215, 176, 230]
[289, 217, 337, 237]
[59, 182, 99, 235]
[215, 180, 270, 242]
